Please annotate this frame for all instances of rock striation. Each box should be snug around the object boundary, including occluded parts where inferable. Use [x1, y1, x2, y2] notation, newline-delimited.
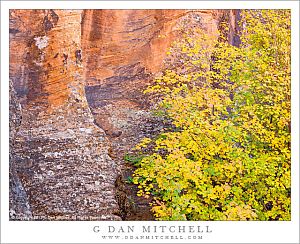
[9, 80, 32, 220]
[9, 9, 240, 220]
[81, 10, 239, 134]
[10, 10, 120, 220]
[81, 10, 240, 220]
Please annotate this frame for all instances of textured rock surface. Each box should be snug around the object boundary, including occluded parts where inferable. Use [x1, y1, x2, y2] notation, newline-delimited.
[81, 10, 240, 86]
[81, 10, 240, 220]
[10, 10, 84, 108]
[9, 9, 240, 220]
[9, 80, 33, 220]
[82, 10, 185, 86]
[10, 10, 120, 220]
[82, 10, 239, 134]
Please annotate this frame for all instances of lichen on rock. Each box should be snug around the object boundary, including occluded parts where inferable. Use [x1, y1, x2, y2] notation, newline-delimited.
[9, 9, 240, 221]
[33, 36, 49, 50]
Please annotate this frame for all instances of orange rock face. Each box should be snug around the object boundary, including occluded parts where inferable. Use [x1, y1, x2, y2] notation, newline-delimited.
[82, 10, 183, 85]
[10, 10, 84, 109]
[10, 9, 240, 108]
[81, 10, 231, 86]
[9, 10, 120, 221]
[9, 9, 240, 220]
[82, 10, 240, 134]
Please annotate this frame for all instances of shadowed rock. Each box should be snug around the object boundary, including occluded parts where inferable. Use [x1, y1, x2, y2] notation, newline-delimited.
[9, 10, 120, 220]
[9, 9, 240, 220]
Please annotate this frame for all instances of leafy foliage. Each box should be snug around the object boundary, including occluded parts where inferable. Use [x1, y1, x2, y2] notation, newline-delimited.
[131, 10, 291, 220]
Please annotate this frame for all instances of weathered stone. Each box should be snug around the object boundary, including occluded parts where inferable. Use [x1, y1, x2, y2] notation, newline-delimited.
[10, 10, 120, 220]
[9, 80, 33, 220]
[9, 9, 240, 220]
[82, 10, 239, 134]
[81, 10, 240, 220]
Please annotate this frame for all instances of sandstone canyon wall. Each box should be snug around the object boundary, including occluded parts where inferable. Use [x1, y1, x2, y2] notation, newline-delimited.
[82, 10, 239, 137]
[9, 10, 120, 220]
[9, 9, 240, 220]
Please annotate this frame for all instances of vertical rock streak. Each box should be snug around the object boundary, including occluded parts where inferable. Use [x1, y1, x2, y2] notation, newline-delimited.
[9, 10, 239, 220]
[10, 10, 120, 220]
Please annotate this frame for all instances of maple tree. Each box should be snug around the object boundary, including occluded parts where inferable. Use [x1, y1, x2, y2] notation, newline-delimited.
[130, 10, 291, 220]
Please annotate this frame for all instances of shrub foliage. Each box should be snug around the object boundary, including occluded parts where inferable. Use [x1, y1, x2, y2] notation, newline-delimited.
[131, 10, 291, 220]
